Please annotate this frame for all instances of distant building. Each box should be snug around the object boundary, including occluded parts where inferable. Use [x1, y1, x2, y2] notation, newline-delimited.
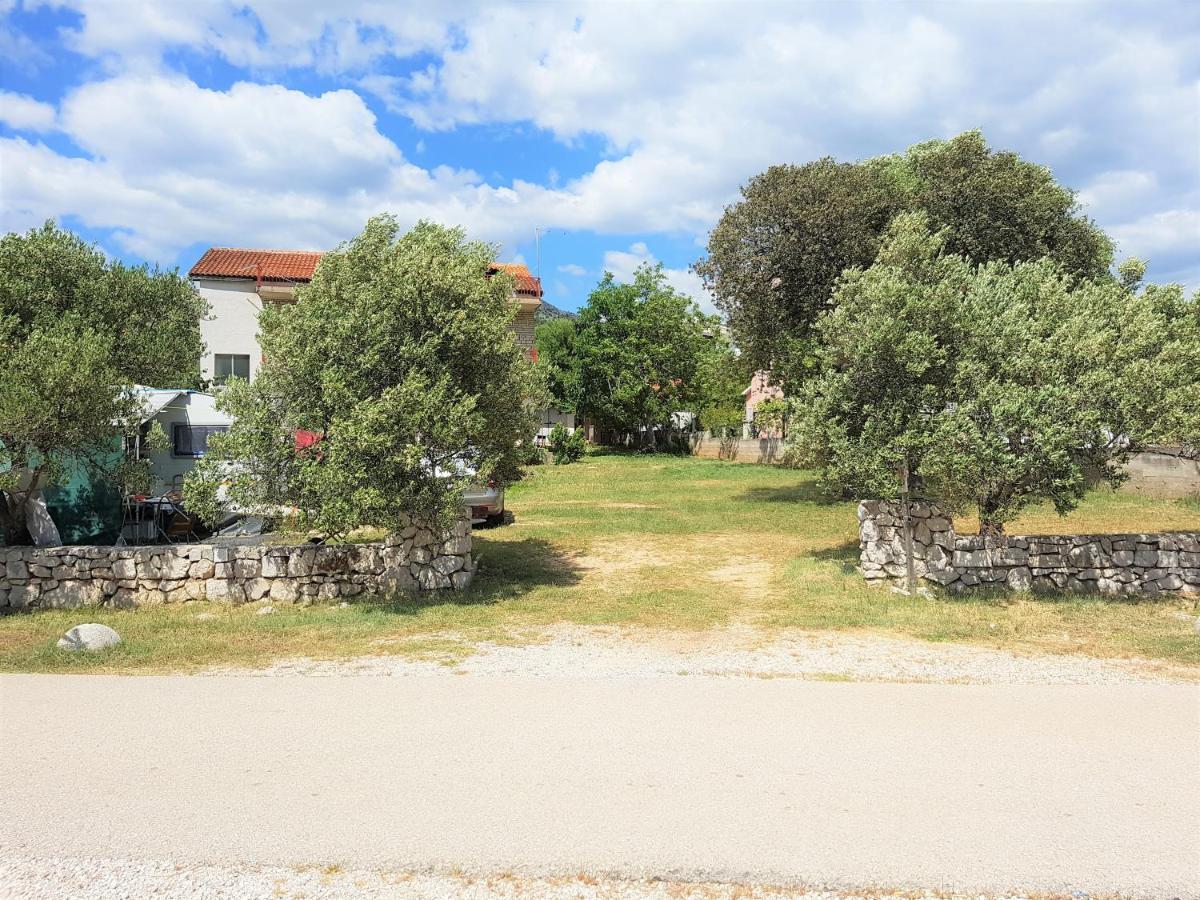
[188, 248, 542, 385]
[742, 370, 784, 438]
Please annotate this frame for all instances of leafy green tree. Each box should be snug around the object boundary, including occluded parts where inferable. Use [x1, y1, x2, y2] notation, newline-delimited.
[0, 222, 207, 545]
[789, 213, 1198, 534]
[691, 326, 751, 436]
[185, 216, 540, 538]
[696, 131, 1113, 380]
[575, 264, 711, 445]
[534, 317, 581, 413]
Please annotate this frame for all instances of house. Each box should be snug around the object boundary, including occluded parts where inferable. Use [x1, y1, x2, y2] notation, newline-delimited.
[742, 370, 784, 437]
[188, 248, 543, 384]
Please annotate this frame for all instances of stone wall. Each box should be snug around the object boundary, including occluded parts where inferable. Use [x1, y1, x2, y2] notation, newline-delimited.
[0, 516, 473, 611]
[688, 433, 784, 464]
[858, 499, 1199, 597]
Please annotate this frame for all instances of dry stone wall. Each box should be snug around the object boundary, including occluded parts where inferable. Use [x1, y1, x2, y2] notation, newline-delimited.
[858, 499, 1199, 597]
[0, 515, 473, 610]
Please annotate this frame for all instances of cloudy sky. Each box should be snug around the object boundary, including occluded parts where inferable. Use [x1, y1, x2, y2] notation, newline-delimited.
[1, 0, 1197, 311]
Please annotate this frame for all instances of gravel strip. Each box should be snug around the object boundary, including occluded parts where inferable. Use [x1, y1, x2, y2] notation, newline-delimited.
[0, 857, 1089, 900]
[203, 624, 1196, 684]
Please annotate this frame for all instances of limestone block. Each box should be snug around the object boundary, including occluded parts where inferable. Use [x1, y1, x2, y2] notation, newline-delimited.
[923, 568, 960, 586]
[57, 624, 121, 652]
[432, 555, 464, 576]
[1132, 550, 1158, 567]
[1157, 550, 1180, 568]
[451, 571, 472, 590]
[41, 580, 105, 608]
[206, 579, 245, 603]
[412, 548, 433, 565]
[1157, 574, 1184, 591]
[1111, 550, 1134, 566]
[261, 555, 287, 578]
[416, 567, 441, 591]
[269, 579, 300, 603]
[7, 582, 38, 608]
[162, 555, 192, 580]
[441, 536, 470, 556]
[1005, 566, 1033, 591]
[245, 578, 272, 601]
[233, 558, 261, 579]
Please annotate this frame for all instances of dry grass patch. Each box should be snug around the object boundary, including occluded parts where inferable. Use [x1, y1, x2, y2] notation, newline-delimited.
[1, 451, 1197, 673]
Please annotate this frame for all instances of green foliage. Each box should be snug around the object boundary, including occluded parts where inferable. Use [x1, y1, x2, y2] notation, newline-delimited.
[185, 216, 540, 538]
[696, 131, 1113, 380]
[691, 326, 750, 435]
[518, 441, 548, 467]
[789, 213, 1199, 533]
[575, 264, 713, 442]
[534, 317, 580, 413]
[0, 222, 207, 544]
[548, 423, 586, 465]
[753, 397, 789, 437]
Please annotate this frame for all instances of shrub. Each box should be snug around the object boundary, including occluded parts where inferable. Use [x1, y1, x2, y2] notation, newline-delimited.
[549, 424, 586, 465]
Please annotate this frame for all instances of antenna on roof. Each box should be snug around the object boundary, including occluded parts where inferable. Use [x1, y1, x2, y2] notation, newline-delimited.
[534, 226, 554, 285]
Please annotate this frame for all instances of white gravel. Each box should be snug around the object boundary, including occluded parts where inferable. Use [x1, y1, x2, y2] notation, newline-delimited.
[0, 857, 1081, 899]
[202, 624, 1196, 684]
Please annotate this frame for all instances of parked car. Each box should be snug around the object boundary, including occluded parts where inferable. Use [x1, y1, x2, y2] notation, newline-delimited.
[463, 478, 505, 526]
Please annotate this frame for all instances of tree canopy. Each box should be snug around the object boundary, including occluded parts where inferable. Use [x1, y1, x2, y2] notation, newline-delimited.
[534, 317, 581, 414]
[184, 216, 540, 538]
[0, 222, 207, 544]
[574, 264, 716, 441]
[788, 213, 1199, 534]
[696, 131, 1113, 380]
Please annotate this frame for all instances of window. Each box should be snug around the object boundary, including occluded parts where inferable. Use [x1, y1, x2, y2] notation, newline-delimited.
[213, 354, 250, 385]
[173, 424, 229, 458]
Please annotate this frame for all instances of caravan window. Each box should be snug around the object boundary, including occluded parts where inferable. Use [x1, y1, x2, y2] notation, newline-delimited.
[172, 424, 229, 458]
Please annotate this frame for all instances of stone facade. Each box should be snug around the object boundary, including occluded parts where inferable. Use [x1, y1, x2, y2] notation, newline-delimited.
[0, 516, 473, 611]
[858, 499, 1199, 597]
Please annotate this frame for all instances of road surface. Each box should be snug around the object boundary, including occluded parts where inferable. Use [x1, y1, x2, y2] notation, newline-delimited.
[1, 674, 1197, 896]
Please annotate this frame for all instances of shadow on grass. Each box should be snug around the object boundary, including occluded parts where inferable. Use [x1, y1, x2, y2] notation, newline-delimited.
[809, 539, 861, 574]
[735, 480, 843, 505]
[354, 535, 583, 616]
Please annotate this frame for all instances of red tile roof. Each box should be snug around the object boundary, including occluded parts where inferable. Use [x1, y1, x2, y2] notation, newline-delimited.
[488, 263, 542, 297]
[190, 248, 542, 298]
[189, 248, 323, 283]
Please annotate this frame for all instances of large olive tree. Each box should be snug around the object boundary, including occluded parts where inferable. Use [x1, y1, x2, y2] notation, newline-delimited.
[789, 213, 1199, 534]
[185, 216, 540, 538]
[695, 131, 1113, 380]
[0, 222, 207, 545]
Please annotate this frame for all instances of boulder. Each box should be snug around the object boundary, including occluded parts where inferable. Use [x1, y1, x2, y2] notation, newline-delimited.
[57, 623, 122, 652]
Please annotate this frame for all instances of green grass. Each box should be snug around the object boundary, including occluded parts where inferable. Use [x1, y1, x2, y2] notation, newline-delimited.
[2, 450, 1197, 673]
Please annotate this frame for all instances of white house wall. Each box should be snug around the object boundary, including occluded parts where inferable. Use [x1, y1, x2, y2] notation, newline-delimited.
[195, 277, 266, 383]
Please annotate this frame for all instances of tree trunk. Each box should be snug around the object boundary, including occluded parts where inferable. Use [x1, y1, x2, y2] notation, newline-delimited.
[0, 489, 34, 546]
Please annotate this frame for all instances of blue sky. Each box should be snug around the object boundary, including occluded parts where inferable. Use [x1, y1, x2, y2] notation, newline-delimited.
[1, 1, 1197, 313]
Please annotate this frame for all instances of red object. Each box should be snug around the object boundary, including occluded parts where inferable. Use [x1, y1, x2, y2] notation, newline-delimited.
[190, 248, 324, 283]
[529, 347, 539, 363]
[486, 263, 543, 297]
[295, 429, 323, 452]
[190, 248, 543, 298]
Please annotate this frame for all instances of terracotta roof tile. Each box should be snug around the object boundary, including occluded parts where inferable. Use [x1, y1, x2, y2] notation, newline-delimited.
[189, 248, 542, 297]
[189, 248, 323, 283]
[489, 263, 542, 297]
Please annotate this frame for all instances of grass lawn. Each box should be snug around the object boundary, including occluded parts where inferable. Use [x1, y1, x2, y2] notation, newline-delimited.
[1, 451, 1198, 673]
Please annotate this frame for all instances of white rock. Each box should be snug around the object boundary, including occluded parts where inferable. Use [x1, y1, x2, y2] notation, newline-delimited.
[256, 605, 275, 616]
[57, 623, 121, 652]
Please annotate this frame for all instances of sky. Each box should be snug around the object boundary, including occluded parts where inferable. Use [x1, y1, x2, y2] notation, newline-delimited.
[0, 0, 1197, 313]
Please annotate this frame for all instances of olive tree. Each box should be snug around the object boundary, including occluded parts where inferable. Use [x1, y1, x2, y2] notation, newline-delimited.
[185, 216, 540, 538]
[789, 213, 1199, 534]
[695, 131, 1113, 380]
[0, 222, 206, 545]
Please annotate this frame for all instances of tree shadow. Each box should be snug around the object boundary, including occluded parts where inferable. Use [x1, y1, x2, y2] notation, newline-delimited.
[355, 535, 584, 616]
[736, 480, 843, 505]
[809, 539, 861, 574]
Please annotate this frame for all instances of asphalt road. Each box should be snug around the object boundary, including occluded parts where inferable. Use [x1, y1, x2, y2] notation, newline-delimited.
[1, 674, 1197, 896]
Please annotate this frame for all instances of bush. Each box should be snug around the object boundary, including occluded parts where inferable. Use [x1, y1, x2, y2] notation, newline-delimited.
[549, 424, 586, 465]
[519, 442, 547, 466]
